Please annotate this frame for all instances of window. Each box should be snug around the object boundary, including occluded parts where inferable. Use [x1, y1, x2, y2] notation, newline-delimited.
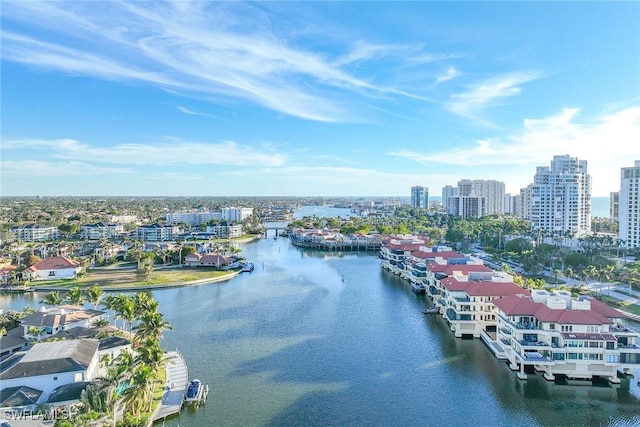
[48, 271, 56, 277]
[53, 376, 58, 381]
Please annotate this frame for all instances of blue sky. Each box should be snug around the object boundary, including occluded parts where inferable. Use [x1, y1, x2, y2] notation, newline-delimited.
[1, 1, 639, 197]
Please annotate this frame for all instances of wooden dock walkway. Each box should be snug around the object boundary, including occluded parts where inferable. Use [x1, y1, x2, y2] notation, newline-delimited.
[151, 351, 188, 423]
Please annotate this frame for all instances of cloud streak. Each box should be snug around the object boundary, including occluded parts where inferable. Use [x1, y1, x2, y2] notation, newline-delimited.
[446, 71, 540, 122]
[1, 138, 287, 167]
[1, 2, 448, 123]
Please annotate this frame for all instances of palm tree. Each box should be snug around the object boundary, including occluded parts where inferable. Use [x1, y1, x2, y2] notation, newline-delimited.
[134, 311, 171, 341]
[582, 265, 599, 293]
[40, 291, 64, 306]
[132, 292, 158, 319]
[65, 286, 84, 306]
[118, 296, 136, 335]
[85, 284, 103, 309]
[122, 363, 156, 416]
[135, 337, 166, 371]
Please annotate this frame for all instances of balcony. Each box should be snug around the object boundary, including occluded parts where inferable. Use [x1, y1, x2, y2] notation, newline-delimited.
[499, 327, 512, 336]
[519, 340, 549, 348]
[500, 337, 512, 347]
[453, 296, 471, 302]
[522, 352, 552, 363]
[446, 308, 472, 322]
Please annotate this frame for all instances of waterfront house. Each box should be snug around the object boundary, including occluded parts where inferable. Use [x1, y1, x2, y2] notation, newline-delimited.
[21, 256, 82, 281]
[492, 290, 640, 382]
[19, 306, 107, 340]
[438, 274, 528, 338]
[184, 253, 238, 269]
[0, 339, 100, 396]
[379, 236, 429, 274]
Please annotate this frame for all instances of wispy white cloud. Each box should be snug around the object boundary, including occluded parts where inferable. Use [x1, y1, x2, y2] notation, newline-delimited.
[434, 66, 461, 85]
[446, 71, 540, 122]
[176, 106, 228, 121]
[0, 160, 133, 177]
[1, 2, 440, 123]
[1, 138, 286, 167]
[389, 106, 640, 195]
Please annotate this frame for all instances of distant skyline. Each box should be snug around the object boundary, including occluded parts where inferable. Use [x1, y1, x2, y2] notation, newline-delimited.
[1, 2, 639, 197]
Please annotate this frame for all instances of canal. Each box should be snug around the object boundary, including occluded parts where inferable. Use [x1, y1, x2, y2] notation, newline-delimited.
[2, 207, 639, 426]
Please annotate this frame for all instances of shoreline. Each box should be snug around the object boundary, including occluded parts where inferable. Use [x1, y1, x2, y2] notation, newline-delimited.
[29, 269, 242, 292]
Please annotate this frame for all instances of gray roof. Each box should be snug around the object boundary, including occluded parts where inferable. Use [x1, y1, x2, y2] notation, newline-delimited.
[0, 339, 99, 379]
[0, 327, 27, 350]
[20, 309, 105, 329]
[0, 334, 27, 351]
[0, 385, 43, 407]
[46, 381, 91, 404]
[98, 336, 131, 351]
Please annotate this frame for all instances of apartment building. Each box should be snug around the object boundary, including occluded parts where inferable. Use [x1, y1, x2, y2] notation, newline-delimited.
[80, 222, 124, 240]
[410, 186, 429, 209]
[441, 185, 458, 211]
[10, 224, 60, 242]
[166, 207, 254, 225]
[136, 223, 180, 241]
[493, 290, 639, 382]
[447, 179, 505, 218]
[525, 155, 591, 235]
[619, 160, 640, 248]
[205, 223, 243, 238]
[609, 191, 619, 222]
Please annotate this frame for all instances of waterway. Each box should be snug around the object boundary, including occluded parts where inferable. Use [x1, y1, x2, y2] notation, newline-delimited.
[2, 208, 640, 426]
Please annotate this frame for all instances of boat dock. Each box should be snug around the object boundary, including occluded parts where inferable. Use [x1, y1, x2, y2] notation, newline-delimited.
[151, 351, 189, 423]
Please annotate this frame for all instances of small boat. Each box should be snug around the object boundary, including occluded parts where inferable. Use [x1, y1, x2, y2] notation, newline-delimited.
[241, 262, 254, 273]
[185, 379, 202, 402]
[423, 308, 439, 314]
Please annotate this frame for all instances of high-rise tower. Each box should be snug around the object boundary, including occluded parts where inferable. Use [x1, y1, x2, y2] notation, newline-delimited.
[410, 186, 429, 209]
[619, 161, 640, 248]
[526, 155, 591, 235]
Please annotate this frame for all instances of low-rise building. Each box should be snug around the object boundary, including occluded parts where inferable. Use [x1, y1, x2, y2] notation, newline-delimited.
[10, 224, 59, 242]
[19, 306, 107, 340]
[136, 223, 180, 241]
[493, 290, 640, 382]
[21, 257, 82, 281]
[205, 223, 243, 238]
[80, 222, 124, 240]
[0, 339, 100, 395]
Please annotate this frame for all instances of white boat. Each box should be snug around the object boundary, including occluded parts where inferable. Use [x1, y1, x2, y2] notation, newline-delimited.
[423, 308, 439, 314]
[185, 379, 202, 402]
[241, 262, 254, 273]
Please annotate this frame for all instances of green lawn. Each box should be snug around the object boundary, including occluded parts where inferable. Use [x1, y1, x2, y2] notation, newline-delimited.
[31, 268, 235, 290]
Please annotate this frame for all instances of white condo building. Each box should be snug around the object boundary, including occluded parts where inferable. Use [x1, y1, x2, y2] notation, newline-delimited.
[610, 191, 619, 222]
[525, 155, 591, 235]
[166, 207, 254, 225]
[619, 160, 640, 248]
[441, 185, 458, 211]
[410, 186, 429, 209]
[448, 179, 505, 217]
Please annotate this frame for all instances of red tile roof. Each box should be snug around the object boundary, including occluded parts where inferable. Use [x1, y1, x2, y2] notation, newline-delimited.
[583, 296, 626, 319]
[411, 250, 465, 260]
[560, 332, 616, 341]
[25, 256, 80, 272]
[441, 277, 527, 297]
[493, 295, 613, 325]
